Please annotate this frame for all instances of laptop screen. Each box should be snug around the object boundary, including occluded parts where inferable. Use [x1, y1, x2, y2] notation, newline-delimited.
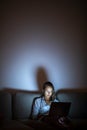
[49, 102, 71, 117]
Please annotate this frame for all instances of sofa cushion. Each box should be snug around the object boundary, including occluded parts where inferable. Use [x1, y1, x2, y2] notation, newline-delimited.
[13, 92, 41, 119]
[56, 90, 87, 119]
[1, 120, 33, 130]
[0, 91, 12, 120]
[20, 119, 55, 130]
[71, 119, 87, 129]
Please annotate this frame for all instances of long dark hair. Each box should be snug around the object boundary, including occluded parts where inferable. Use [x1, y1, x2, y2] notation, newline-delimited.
[41, 81, 56, 101]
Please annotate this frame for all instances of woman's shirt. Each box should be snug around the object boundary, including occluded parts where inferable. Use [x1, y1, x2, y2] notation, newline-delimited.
[31, 96, 59, 119]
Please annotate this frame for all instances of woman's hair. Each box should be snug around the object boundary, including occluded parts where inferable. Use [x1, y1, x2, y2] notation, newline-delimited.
[42, 81, 56, 101]
[43, 81, 54, 90]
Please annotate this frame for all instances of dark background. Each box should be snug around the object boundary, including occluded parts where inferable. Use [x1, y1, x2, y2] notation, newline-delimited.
[0, 0, 86, 91]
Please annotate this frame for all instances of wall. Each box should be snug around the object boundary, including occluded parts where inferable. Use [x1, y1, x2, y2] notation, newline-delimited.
[0, 0, 86, 91]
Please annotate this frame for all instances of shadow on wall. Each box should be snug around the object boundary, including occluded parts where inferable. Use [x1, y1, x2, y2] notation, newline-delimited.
[36, 66, 48, 91]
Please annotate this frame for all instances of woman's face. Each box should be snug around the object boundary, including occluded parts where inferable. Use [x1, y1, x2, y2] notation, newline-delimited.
[44, 86, 53, 100]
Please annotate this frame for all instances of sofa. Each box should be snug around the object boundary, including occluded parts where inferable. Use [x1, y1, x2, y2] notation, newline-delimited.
[0, 88, 87, 130]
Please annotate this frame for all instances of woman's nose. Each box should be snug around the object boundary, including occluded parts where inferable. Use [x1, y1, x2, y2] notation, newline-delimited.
[47, 91, 51, 94]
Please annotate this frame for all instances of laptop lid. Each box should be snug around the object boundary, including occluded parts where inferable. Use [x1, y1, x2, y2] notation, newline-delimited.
[49, 102, 71, 117]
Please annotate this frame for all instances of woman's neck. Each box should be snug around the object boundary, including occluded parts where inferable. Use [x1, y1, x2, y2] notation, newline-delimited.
[44, 97, 51, 105]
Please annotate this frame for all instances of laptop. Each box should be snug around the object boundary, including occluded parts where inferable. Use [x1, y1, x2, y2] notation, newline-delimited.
[49, 102, 71, 117]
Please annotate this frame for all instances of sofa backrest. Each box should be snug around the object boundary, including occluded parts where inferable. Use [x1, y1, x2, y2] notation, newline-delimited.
[56, 90, 87, 119]
[1, 89, 86, 120]
[0, 91, 12, 120]
[13, 92, 41, 120]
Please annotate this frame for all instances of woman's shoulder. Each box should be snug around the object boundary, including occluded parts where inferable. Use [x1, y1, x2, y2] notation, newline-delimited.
[34, 96, 42, 102]
[53, 98, 59, 102]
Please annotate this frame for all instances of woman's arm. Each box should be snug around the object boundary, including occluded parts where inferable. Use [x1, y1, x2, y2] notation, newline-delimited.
[31, 98, 40, 120]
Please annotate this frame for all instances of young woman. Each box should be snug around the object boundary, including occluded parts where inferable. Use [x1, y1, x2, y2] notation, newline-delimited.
[31, 81, 59, 120]
[29, 82, 71, 129]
